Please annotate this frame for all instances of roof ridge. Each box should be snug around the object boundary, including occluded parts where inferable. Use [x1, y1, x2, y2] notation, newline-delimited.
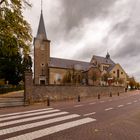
[50, 57, 90, 63]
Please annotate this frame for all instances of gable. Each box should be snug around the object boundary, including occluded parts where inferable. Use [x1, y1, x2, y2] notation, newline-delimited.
[90, 55, 115, 65]
[110, 64, 127, 75]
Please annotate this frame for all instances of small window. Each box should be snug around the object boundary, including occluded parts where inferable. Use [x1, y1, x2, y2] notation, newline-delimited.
[113, 71, 115, 74]
[40, 80, 45, 85]
[121, 72, 123, 74]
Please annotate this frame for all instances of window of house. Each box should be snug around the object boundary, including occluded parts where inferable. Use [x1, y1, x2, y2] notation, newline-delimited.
[121, 72, 123, 74]
[55, 74, 62, 82]
[113, 71, 115, 74]
[117, 69, 120, 78]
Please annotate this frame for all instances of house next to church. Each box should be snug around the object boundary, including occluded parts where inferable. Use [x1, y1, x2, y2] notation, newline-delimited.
[34, 11, 128, 87]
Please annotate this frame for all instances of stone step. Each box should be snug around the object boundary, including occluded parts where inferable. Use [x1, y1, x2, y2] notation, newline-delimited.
[0, 101, 25, 108]
[0, 98, 24, 103]
[0, 91, 25, 108]
[0, 97, 25, 108]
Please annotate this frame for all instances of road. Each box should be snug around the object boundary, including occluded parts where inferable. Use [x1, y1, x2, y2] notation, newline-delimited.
[0, 90, 140, 140]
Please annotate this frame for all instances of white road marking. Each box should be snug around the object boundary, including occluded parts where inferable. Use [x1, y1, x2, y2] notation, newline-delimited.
[89, 102, 96, 105]
[118, 105, 124, 108]
[0, 109, 60, 121]
[0, 114, 80, 135]
[100, 101, 105, 103]
[105, 108, 114, 111]
[0, 108, 53, 118]
[127, 102, 132, 105]
[0, 112, 69, 127]
[74, 105, 83, 108]
[134, 100, 138, 103]
[83, 112, 96, 116]
[7, 118, 95, 140]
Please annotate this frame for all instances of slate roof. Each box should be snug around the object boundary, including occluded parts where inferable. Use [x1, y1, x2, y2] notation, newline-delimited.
[36, 11, 47, 39]
[49, 57, 92, 71]
[107, 64, 115, 72]
[91, 55, 115, 65]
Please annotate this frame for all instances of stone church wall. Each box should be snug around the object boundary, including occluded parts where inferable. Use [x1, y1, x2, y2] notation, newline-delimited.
[32, 85, 124, 102]
[25, 72, 125, 103]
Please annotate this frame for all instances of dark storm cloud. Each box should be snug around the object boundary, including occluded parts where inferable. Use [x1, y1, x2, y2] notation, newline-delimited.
[61, 0, 117, 31]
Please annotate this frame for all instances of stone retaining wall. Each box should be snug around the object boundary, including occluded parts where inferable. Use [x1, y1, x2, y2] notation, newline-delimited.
[25, 72, 125, 103]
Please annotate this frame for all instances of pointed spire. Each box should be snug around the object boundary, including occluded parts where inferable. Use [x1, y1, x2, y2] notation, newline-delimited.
[36, 2, 47, 39]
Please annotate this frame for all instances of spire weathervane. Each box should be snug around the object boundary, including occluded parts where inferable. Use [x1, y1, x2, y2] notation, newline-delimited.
[41, 0, 43, 13]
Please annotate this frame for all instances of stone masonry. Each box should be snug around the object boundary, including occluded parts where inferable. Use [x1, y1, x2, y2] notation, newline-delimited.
[25, 71, 125, 103]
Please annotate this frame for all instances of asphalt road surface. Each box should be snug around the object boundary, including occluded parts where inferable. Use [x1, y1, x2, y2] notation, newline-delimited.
[0, 90, 140, 140]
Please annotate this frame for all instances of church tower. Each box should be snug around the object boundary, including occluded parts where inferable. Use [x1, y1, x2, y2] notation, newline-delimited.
[34, 10, 51, 85]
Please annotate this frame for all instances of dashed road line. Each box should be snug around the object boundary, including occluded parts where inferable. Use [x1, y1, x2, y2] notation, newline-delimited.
[127, 102, 132, 105]
[74, 105, 84, 108]
[89, 102, 96, 105]
[105, 108, 114, 111]
[83, 112, 96, 117]
[134, 100, 138, 103]
[118, 105, 124, 108]
[100, 101, 105, 103]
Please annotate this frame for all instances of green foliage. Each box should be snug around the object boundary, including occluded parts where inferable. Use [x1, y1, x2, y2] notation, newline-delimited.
[22, 54, 32, 71]
[91, 71, 97, 82]
[62, 70, 72, 84]
[62, 69, 83, 85]
[101, 73, 111, 82]
[0, 0, 32, 56]
[0, 53, 22, 85]
[0, 0, 32, 85]
[0, 53, 32, 85]
[129, 77, 136, 90]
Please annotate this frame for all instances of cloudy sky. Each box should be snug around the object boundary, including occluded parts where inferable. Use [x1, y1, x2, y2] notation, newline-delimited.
[23, 0, 140, 81]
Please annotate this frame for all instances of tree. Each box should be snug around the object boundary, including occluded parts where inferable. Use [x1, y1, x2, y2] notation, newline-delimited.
[22, 54, 32, 71]
[0, 0, 32, 85]
[101, 73, 111, 82]
[0, 53, 32, 85]
[0, 0, 32, 56]
[91, 71, 97, 85]
[129, 77, 136, 90]
[62, 70, 72, 84]
[0, 53, 23, 85]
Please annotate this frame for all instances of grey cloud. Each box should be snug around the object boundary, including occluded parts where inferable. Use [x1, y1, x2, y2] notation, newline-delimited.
[73, 43, 107, 61]
[110, 19, 130, 34]
[61, 0, 117, 31]
[112, 21, 140, 59]
[114, 41, 140, 58]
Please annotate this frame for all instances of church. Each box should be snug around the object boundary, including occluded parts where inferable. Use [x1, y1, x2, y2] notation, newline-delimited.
[34, 11, 128, 87]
